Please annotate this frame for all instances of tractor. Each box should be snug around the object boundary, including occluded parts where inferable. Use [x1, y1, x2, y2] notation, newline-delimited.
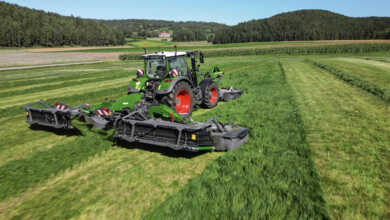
[127, 49, 242, 117]
[23, 50, 248, 152]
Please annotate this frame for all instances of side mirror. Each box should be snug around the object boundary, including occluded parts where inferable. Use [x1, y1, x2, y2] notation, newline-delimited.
[136, 69, 144, 78]
[200, 52, 204, 63]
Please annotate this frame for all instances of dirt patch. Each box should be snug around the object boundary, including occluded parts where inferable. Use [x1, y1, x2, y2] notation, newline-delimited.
[0, 51, 122, 67]
[26, 46, 134, 53]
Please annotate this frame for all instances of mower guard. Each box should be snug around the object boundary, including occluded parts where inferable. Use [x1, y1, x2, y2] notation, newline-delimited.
[83, 114, 111, 130]
[114, 116, 249, 152]
[219, 88, 243, 101]
[23, 100, 84, 129]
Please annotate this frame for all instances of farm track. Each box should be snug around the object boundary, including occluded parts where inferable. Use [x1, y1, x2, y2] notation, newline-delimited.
[284, 60, 390, 219]
[0, 61, 104, 71]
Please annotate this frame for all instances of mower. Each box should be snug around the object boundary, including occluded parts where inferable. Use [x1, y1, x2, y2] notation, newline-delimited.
[23, 49, 248, 152]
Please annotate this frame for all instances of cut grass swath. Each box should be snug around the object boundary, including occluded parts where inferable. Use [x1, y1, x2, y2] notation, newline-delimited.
[308, 60, 390, 102]
[146, 61, 329, 219]
[284, 60, 390, 219]
[0, 122, 112, 201]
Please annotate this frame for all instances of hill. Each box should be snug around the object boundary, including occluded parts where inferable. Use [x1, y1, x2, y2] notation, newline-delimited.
[99, 19, 227, 41]
[0, 1, 125, 47]
[212, 10, 390, 44]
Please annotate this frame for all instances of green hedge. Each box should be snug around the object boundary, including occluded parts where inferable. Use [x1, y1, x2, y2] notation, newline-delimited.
[145, 61, 329, 219]
[119, 43, 390, 60]
[308, 60, 390, 102]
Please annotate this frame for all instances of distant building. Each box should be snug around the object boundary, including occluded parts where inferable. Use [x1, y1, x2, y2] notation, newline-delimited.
[159, 32, 171, 38]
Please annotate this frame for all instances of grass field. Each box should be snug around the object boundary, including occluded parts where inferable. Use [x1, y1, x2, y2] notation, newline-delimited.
[283, 59, 390, 219]
[67, 40, 390, 53]
[0, 49, 389, 219]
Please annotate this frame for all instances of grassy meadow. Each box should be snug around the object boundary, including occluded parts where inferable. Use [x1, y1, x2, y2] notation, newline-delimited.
[0, 44, 389, 219]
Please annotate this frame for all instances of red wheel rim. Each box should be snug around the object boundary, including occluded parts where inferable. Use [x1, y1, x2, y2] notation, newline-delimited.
[209, 88, 218, 104]
[176, 89, 191, 114]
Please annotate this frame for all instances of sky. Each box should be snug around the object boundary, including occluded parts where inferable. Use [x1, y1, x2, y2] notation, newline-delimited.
[3, 0, 390, 25]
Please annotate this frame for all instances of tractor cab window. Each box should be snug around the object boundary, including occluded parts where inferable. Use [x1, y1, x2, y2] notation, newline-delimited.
[168, 56, 188, 76]
[145, 58, 167, 79]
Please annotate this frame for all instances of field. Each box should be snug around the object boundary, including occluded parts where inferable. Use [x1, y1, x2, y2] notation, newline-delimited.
[0, 42, 389, 219]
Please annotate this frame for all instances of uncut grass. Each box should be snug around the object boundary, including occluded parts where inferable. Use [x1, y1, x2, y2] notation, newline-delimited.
[283, 60, 390, 219]
[146, 61, 328, 219]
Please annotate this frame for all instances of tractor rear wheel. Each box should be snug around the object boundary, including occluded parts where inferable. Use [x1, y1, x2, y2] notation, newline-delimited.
[202, 82, 219, 108]
[164, 81, 194, 117]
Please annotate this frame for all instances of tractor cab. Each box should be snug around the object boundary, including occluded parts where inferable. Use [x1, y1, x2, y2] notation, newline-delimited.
[142, 51, 192, 82]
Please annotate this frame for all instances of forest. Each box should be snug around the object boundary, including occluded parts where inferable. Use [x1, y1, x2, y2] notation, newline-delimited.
[1, 2, 390, 47]
[99, 19, 226, 41]
[0, 2, 125, 47]
[212, 10, 390, 44]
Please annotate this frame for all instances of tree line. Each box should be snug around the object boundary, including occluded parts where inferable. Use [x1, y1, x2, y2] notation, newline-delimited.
[212, 10, 390, 44]
[0, 2, 125, 47]
[100, 19, 226, 41]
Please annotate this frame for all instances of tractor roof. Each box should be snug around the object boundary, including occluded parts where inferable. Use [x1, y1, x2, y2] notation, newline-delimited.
[143, 51, 187, 58]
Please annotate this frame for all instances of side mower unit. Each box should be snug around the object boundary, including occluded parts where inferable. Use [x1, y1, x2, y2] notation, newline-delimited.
[23, 100, 85, 129]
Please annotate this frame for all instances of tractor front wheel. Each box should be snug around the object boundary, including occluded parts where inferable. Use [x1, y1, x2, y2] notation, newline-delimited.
[165, 81, 194, 117]
[202, 82, 219, 108]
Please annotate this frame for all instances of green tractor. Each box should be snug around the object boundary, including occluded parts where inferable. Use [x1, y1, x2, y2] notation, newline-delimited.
[23, 50, 247, 152]
[127, 50, 242, 117]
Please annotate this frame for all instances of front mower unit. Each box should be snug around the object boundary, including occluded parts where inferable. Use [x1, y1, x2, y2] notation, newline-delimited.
[114, 116, 249, 152]
[219, 88, 243, 102]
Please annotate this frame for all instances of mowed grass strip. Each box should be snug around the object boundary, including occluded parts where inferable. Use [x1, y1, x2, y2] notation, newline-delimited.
[315, 57, 390, 92]
[0, 61, 140, 89]
[284, 60, 390, 219]
[309, 60, 390, 102]
[0, 76, 130, 108]
[0, 57, 255, 218]
[0, 145, 220, 219]
[0, 72, 133, 98]
[0, 122, 113, 201]
[146, 61, 328, 219]
[0, 115, 77, 166]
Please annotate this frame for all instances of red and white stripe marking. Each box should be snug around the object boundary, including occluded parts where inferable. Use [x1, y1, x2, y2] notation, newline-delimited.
[55, 103, 67, 111]
[97, 108, 111, 116]
[137, 69, 144, 77]
[171, 69, 178, 77]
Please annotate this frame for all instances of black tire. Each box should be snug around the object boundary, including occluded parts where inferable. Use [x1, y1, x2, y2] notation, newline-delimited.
[163, 81, 194, 117]
[202, 82, 219, 108]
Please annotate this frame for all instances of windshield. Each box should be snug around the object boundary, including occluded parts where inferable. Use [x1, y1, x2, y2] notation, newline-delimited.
[145, 58, 166, 79]
[168, 56, 188, 76]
